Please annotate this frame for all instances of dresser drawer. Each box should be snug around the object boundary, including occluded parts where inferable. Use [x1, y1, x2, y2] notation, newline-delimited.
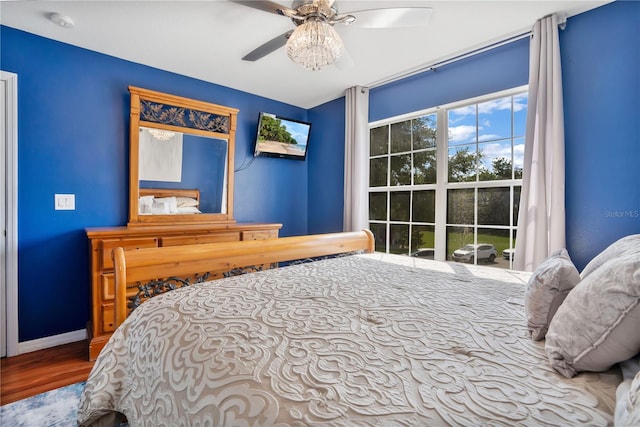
[101, 303, 115, 333]
[160, 232, 240, 247]
[100, 238, 158, 270]
[100, 273, 115, 300]
[242, 230, 278, 240]
[101, 284, 146, 332]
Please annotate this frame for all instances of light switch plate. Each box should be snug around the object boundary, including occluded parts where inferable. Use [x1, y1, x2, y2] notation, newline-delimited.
[54, 194, 75, 210]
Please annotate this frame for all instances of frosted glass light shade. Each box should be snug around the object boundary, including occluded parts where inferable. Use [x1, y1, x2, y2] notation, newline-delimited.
[286, 20, 344, 71]
[148, 129, 176, 141]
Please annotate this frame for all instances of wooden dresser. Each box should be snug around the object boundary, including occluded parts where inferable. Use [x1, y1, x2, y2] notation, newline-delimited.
[85, 222, 281, 360]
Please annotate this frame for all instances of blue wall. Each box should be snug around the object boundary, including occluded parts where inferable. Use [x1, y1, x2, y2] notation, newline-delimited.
[307, 97, 346, 234]
[1, 26, 309, 342]
[308, 0, 639, 271]
[2, 0, 638, 343]
[561, 0, 640, 268]
[369, 38, 530, 123]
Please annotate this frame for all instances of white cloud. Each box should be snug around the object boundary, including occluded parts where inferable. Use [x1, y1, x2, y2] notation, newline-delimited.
[477, 141, 525, 171]
[514, 142, 525, 167]
[448, 94, 528, 146]
[448, 105, 475, 125]
[480, 142, 512, 161]
[478, 133, 500, 142]
[513, 94, 528, 112]
[449, 125, 476, 143]
[450, 94, 527, 122]
[478, 97, 512, 114]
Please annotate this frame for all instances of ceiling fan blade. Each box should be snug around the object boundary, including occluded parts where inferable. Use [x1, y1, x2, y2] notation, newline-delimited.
[230, 0, 296, 16]
[335, 47, 355, 70]
[349, 7, 433, 29]
[242, 30, 292, 61]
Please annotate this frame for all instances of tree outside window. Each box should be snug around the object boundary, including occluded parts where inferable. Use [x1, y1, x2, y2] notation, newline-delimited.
[368, 88, 526, 270]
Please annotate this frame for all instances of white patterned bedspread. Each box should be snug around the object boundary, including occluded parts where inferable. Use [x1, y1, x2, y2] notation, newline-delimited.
[78, 253, 620, 426]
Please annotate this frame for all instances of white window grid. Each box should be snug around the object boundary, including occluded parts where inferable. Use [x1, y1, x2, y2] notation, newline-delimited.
[368, 85, 527, 267]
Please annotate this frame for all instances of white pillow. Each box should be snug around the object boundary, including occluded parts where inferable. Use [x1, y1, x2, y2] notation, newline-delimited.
[581, 234, 640, 280]
[524, 249, 581, 341]
[138, 195, 154, 214]
[524, 249, 580, 341]
[545, 253, 640, 378]
[176, 197, 199, 208]
[177, 206, 201, 214]
[153, 196, 178, 214]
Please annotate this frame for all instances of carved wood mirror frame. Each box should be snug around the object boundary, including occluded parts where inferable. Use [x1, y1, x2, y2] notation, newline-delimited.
[128, 86, 237, 226]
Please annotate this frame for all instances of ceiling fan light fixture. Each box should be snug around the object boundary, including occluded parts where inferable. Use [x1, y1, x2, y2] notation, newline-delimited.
[285, 19, 344, 71]
[148, 129, 176, 141]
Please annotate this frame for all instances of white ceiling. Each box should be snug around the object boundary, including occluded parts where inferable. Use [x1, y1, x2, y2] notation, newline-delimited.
[1, 0, 611, 109]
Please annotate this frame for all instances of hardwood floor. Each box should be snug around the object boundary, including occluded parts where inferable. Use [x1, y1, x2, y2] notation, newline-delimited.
[0, 340, 94, 405]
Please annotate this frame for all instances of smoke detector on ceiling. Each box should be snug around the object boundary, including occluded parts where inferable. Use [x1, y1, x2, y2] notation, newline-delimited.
[49, 13, 75, 29]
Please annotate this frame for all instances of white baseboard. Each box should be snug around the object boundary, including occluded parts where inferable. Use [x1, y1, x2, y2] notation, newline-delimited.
[17, 329, 87, 355]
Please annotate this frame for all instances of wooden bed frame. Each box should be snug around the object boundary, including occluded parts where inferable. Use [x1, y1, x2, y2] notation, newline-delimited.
[112, 230, 375, 328]
[139, 188, 200, 202]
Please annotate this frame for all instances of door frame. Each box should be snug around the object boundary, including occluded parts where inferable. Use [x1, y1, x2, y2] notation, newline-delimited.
[2, 70, 19, 357]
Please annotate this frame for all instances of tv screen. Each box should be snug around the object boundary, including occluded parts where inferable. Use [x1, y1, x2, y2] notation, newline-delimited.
[254, 112, 311, 160]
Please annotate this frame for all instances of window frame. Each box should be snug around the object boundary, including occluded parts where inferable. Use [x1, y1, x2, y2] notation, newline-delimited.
[368, 85, 527, 268]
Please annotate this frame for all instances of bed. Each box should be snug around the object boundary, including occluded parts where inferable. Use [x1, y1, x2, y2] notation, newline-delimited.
[78, 230, 637, 426]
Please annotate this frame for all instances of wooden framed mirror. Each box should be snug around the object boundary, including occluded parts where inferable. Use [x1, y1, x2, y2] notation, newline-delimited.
[128, 86, 237, 226]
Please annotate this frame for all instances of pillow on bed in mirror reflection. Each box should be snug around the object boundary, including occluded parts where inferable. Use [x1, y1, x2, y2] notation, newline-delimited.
[177, 206, 201, 214]
[545, 253, 640, 378]
[153, 196, 178, 214]
[139, 195, 154, 214]
[176, 197, 199, 208]
[524, 248, 581, 341]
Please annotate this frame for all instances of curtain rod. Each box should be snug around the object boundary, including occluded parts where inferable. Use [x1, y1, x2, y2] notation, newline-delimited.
[367, 14, 567, 90]
[366, 31, 531, 89]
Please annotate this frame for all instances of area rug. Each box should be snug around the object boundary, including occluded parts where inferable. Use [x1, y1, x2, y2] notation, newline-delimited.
[0, 382, 85, 426]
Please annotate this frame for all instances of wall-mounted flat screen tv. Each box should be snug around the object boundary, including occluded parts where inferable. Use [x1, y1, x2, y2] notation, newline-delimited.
[254, 112, 311, 161]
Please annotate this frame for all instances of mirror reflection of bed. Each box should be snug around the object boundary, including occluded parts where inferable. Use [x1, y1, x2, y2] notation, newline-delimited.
[127, 86, 237, 226]
[138, 126, 228, 214]
[137, 188, 202, 215]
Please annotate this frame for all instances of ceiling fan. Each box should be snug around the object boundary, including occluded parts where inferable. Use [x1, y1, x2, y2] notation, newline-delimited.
[232, 0, 433, 70]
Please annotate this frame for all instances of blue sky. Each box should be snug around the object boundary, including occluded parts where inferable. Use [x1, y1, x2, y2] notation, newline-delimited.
[282, 120, 310, 146]
[447, 93, 527, 171]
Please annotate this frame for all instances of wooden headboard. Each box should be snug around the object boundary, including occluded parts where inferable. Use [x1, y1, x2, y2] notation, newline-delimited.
[112, 230, 375, 328]
[139, 188, 200, 203]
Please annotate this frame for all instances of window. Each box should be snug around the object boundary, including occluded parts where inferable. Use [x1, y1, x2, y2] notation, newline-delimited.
[369, 113, 437, 256]
[369, 87, 527, 270]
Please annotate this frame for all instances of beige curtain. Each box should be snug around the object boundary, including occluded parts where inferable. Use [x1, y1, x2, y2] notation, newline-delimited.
[515, 15, 566, 271]
[343, 86, 369, 232]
